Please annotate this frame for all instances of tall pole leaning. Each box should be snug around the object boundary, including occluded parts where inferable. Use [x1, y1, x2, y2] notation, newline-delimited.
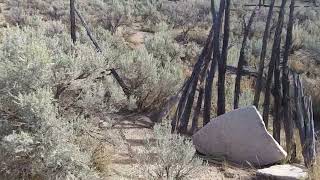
[253, 0, 276, 109]
[282, 0, 296, 161]
[70, 0, 76, 44]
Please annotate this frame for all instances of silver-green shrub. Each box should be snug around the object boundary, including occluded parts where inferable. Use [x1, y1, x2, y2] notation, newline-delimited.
[0, 27, 53, 110]
[0, 88, 100, 179]
[0, 25, 110, 179]
[113, 47, 183, 111]
[139, 122, 203, 180]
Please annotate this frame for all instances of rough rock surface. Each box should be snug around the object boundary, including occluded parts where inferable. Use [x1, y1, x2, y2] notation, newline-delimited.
[192, 106, 287, 166]
[256, 164, 308, 180]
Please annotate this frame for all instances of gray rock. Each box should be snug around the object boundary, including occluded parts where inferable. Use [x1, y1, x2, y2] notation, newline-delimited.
[192, 106, 287, 166]
[256, 164, 308, 180]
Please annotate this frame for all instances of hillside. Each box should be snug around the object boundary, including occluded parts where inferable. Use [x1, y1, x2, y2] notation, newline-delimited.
[0, 0, 319, 179]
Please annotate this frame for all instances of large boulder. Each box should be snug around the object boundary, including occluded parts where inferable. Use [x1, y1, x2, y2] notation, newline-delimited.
[192, 106, 287, 166]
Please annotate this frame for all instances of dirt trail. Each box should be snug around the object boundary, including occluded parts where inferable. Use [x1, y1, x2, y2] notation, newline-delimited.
[102, 114, 255, 180]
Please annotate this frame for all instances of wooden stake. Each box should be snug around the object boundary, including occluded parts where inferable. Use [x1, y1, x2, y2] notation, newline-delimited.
[70, 0, 76, 43]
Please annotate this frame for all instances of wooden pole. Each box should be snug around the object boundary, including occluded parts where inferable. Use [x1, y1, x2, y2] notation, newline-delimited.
[75, 8, 102, 52]
[244, 4, 318, 8]
[293, 73, 316, 167]
[253, 0, 276, 108]
[262, 0, 288, 138]
[204, 0, 226, 122]
[303, 96, 316, 167]
[273, 0, 289, 144]
[191, 56, 211, 133]
[234, 7, 257, 109]
[282, 0, 296, 161]
[173, 27, 214, 133]
[217, 0, 231, 115]
[70, 0, 76, 43]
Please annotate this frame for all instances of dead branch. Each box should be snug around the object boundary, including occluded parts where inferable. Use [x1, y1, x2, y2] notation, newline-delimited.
[75, 8, 102, 52]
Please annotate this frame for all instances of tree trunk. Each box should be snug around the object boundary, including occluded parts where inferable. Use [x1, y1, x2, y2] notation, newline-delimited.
[70, 0, 76, 43]
[203, 0, 226, 124]
[262, 0, 287, 135]
[253, 0, 276, 108]
[217, 0, 231, 115]
[234, 8, 257, 109]
[282, 0, 296, 161]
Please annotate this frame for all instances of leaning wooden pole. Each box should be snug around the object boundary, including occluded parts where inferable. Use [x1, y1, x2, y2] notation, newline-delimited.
[173, 28, 214, 133]
[203, 0, 226, 124]
[303, 96, 316, 167]
[293, 74, 316, 167]
[253, 0, 276, 108]
[234, 7, 257, 109]
[178, 44, 212, 133]
[217, 0, 231, 115]
[282, 0, 296, 161]
[75, 8, 102, 52]
[273, 0, 288, 143]
[70, 0, 76, 43]
[262, 0, 287, 137]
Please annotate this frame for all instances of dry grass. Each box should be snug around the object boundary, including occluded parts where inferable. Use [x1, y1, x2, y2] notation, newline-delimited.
[92, 143, 114, 176]
[309, 155, 320, 180]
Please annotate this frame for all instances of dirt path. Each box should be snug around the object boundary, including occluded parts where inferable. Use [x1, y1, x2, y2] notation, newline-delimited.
[102, 114, 255, 180]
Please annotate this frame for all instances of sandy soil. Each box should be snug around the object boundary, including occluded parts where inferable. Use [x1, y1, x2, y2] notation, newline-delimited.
[100, 114, 255, 180]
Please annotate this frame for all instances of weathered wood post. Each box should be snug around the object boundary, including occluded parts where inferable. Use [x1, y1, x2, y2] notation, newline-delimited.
[282, 0, 296, 161]
[217, 0, 231, 115]
[293, 73, 316, 167]
[263, 0, 288, 142]
[173, 28, 214, 133]
[75, 9, 102, 52]
[204, 0, 226, 121]
[302, 96, 316, 167]
[234, 7, 257, 109]
[70, 0, 76, 43]
[254, 0, 276, 109]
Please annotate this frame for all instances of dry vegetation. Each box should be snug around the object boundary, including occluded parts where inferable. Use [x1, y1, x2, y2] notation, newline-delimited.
[0, 0, 319, 179]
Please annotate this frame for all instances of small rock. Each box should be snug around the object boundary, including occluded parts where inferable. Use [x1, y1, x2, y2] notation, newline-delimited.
[99, 120, 110, 129]
[256, 164, 308, 180]
[223, 171, 235, 178]
[192, 106, 287, 166]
